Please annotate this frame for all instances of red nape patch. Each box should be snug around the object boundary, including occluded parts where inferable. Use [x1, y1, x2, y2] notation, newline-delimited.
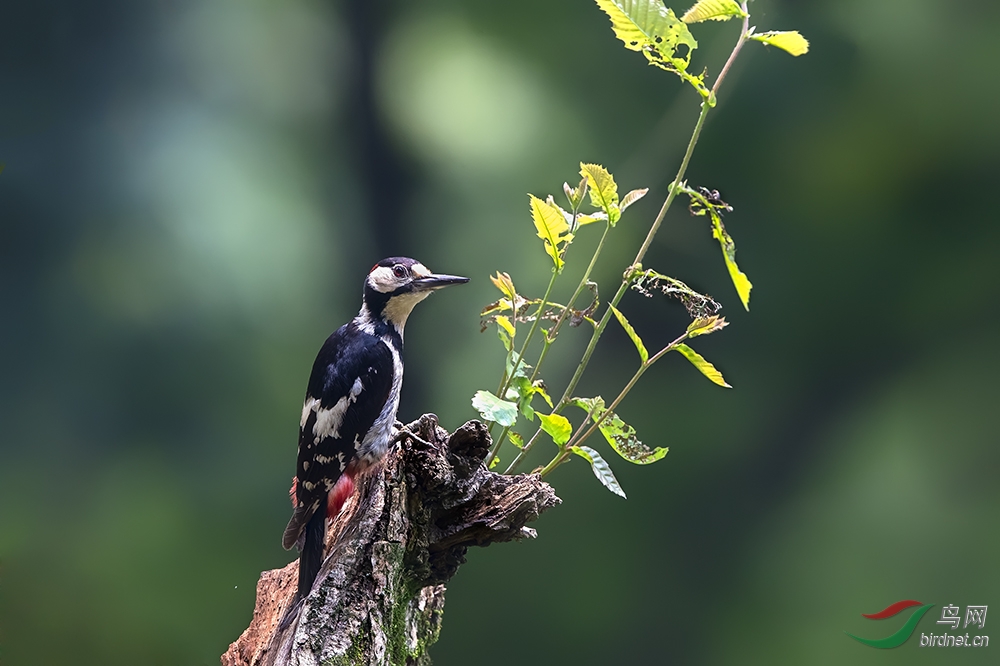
[327, 473, 356, 518]
[370, 263, 380, 273]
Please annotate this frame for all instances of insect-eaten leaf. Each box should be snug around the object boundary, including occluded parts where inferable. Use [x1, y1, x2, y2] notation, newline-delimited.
[530, 194, 574, 272]
[674, 343, 731, 388]
[610, 305, 648, 364]
[472, 390, 518, 427]
[489, 455, 501, 470]
[594, 0, 698, 75]
[686, 315, 728, 339]
[570, 445, 627, 498]
[538, 412, 573, 446]
[509, 431, 525, 449]
[750, 30, 809, 56]
[681, 0, 745, 24]
[570, 397, 668, 465]
[629, 268, 721, 320]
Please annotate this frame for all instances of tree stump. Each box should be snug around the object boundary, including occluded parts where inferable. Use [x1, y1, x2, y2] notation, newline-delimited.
[222, 415, 560, 666]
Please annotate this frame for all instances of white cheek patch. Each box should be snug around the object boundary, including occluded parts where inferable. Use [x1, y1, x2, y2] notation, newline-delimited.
[368, 266, 397, 293]
[411, 263, 431, 278]
[305, 377, 365, 444]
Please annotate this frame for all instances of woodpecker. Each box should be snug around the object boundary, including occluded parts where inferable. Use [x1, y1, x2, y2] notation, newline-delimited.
[282, 257, 468, 600]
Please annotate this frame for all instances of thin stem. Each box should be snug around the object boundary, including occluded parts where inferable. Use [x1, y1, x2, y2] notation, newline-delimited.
[486, 268, 558, 462]
[508, 13, 752, 476]
[502, 222, 612, 473]
[711, 2, 751, 97]
[557, 99, 710, 410]
[539, 332, 687, 477]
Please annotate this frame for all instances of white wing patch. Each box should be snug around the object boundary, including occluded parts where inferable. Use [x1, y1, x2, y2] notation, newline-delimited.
[302, 377, 365, 445]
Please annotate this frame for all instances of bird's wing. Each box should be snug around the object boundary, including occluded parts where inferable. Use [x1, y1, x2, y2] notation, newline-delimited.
[281, 323, 394, 550]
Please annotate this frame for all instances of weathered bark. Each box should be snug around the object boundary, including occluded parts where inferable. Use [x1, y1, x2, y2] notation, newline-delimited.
[222, 415, 560, 666]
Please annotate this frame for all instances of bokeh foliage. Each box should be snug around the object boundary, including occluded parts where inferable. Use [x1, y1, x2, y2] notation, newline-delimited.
[1, 0, 998, 664]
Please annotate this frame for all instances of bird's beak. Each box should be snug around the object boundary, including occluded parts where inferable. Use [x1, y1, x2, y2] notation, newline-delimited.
[412, 273, 470, 291]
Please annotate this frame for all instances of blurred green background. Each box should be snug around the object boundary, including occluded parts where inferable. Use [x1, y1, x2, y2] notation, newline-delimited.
[2, 0, 998, 664]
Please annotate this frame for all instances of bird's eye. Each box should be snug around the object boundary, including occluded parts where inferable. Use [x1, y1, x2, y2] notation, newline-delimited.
[392, 265, 407, 278]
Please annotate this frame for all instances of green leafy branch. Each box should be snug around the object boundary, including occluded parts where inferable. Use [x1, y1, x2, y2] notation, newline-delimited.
[471, 0, 806, 496]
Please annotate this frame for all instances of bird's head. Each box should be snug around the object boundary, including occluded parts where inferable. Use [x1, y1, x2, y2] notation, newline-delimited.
[362, 257, 469, 332]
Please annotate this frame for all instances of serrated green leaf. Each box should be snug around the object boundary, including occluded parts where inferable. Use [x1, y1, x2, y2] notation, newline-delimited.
[569, 396, 667, 465]
[610, 305, 648, 364]
[709, 212, 752, 310]
[530, 194, 573, 271]
[619, 188, 648, 212]
[509, 432, 525, 450]
[674, 343, 731, 388]
[751, 30, 809, 56]
[594, 0, 697, 71]
[472, 390, 519, 427]
[570, 445, 627, 498]
[686, 315, 728, 339]
[538, 412, 573, 446]
[580, 163, 619, 216]
[681, 0, 745, 23]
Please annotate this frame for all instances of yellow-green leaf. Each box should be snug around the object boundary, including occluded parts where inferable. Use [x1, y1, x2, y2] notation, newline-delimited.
[681, 0, 745, 23]
[610, 305, 648, 364]
[569, 396, 667, 465]
[594, 0, 697, 64]
[674, 343, 731, 388]
[533, 381, 554, 408]
[538, 412, 573, 446]
[751, 30, 809, 56]
[496, 315, 515, 339]
[570, 445, 627, 498]
[490, 272, 517, 302]
[529, 194, 572, 271]
[686, 315, 728, 339]
[579, 163, 619, 215]
[509, 432, 525, 450]
[709, 213, 752, 310]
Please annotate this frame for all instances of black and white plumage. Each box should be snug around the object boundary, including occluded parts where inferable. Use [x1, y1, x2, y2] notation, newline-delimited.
[282, 257, 468, 599]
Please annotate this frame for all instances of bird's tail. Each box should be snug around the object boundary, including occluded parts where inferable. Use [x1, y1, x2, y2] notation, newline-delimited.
[297, 503, 327, 599]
